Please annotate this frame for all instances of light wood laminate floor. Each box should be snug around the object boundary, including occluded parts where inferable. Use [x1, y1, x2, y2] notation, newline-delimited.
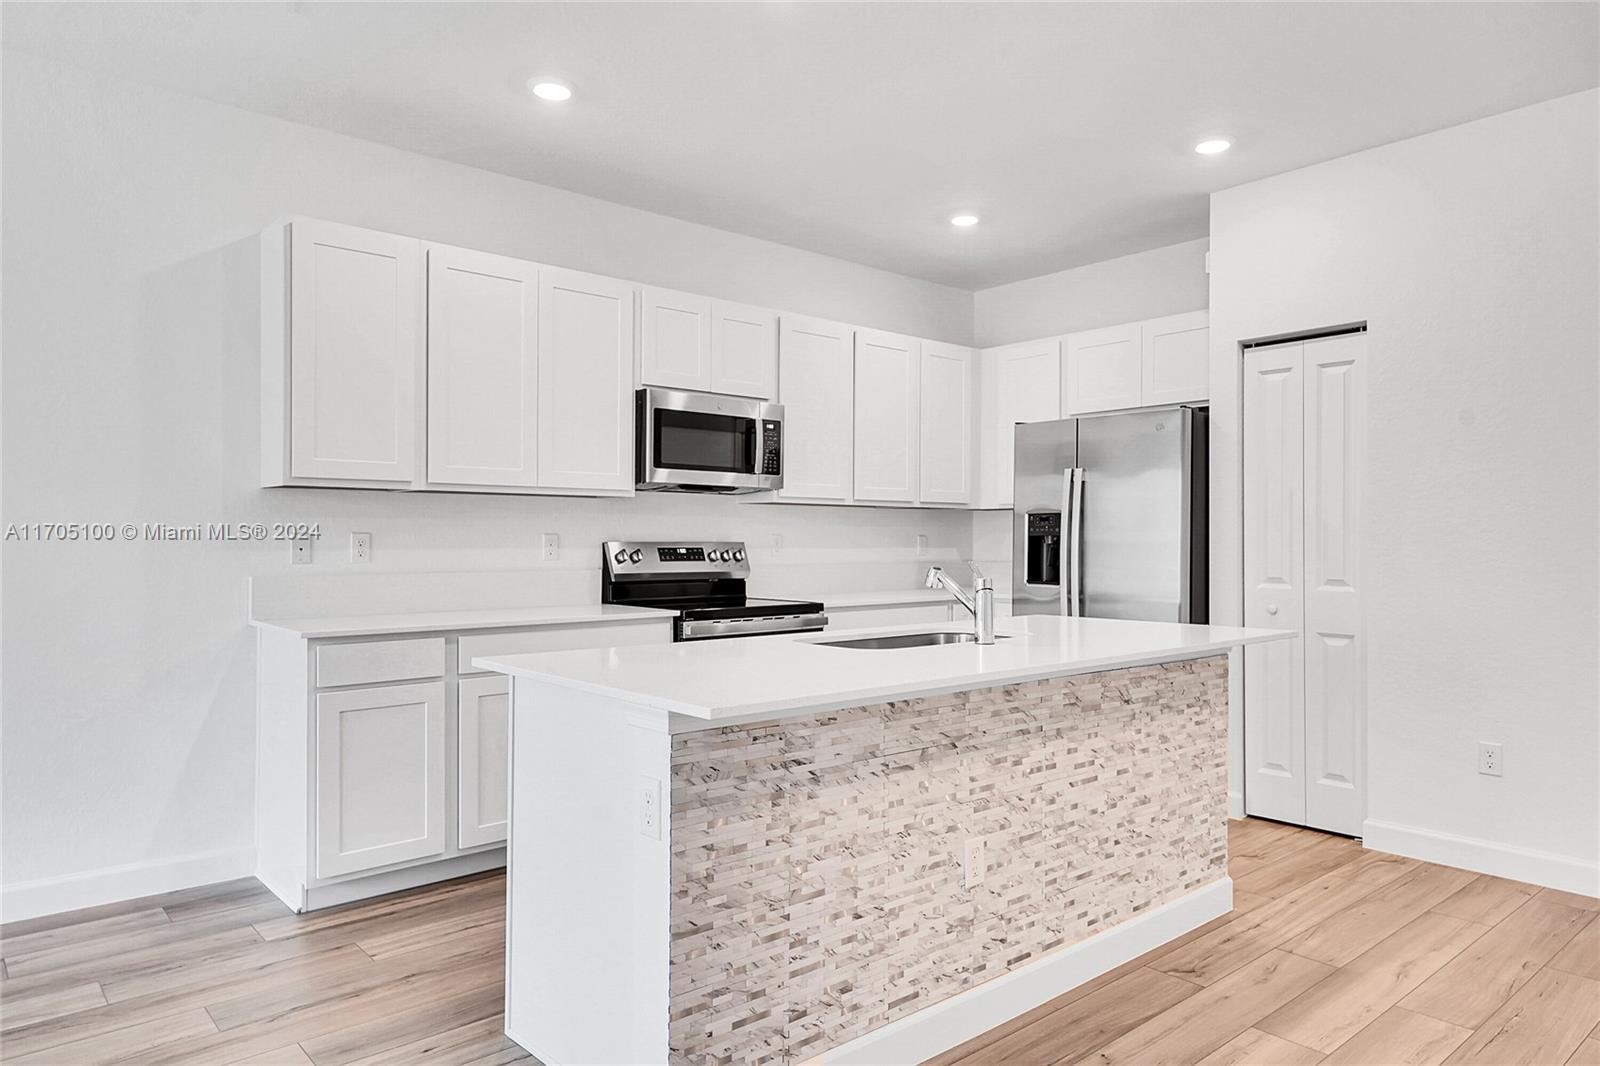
[2, 820, 1596, 1065]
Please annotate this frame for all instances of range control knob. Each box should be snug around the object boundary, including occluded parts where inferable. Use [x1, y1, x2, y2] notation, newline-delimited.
[719, 549, 732, 562]
[704, 546, 717, 559]
[732, 549, 746, 563]
[628, 549, 643, 564]
[612, 548, 628, 565]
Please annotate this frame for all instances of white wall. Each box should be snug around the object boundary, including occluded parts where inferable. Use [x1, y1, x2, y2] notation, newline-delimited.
[0, 53, 975, 901]
[972, 238, 1209, 348]
[1209, 90, 1599, 890]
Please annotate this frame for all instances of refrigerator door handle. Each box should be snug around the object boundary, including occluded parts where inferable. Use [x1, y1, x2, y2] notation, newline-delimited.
[1065, 467, 1085, 617]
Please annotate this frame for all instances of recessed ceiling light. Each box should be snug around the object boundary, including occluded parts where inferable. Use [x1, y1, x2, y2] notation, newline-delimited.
[1194, 138, 1232, 155]
[529, 79, 573, 103]
[950, 214, 980, 227]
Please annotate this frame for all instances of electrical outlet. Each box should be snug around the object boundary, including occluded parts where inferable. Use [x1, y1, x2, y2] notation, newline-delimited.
[541, 533, 560, 561]
[916, 534, 929, 558]
[770, 533, 783, 554]
[962, 838, 987, 889]
[350, 532, 372, 563]
[1478, 741, 1503, 777]
[290, 538, 312, 565]
[638, 775, 661, 839]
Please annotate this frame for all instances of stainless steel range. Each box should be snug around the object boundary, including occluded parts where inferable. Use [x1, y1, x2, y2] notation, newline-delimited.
[600, 540, 827, 642]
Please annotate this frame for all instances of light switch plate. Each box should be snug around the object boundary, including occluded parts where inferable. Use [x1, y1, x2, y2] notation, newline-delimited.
[916, 534, 929, 558]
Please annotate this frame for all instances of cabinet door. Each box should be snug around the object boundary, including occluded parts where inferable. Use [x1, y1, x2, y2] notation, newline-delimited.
[1242, 345, 1307, 826]
[315, 681, 446, 879]
[1064, 323, 1142, 415]
[426, 246, 539, 487]
[983, 340, 1061, 508]
[457, 675, 510, 850]
[710, 300, 778, 399]
[1142, 310, 1210, 407]
[853, 329, 919, 502]
[288, 219, 422, 482]
[919, 342, 974, 505]
[638, 286, 711, 392]
[537, 268, 635, 492]
[777, 315, 854, 501]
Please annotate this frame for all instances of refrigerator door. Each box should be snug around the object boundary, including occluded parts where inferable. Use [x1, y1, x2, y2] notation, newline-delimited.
[1074, 408, 1192, 622]
[1012, 419, 1077, 617]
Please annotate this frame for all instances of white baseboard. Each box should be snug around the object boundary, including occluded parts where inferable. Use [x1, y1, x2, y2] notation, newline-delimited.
[1229, 790, 1245, 819]
[804, 878, 1234, 1066]
[0, 846, 258, 924]
[1363, 819, 1599, 897]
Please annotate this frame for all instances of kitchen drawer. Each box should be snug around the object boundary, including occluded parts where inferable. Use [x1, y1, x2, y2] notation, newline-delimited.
[315, 637, 447, 688]
[457, 621, 671, 674]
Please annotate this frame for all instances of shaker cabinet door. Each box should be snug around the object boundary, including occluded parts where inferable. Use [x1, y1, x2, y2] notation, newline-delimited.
[919, 342, 975, 505]
[288, 219, 422, 483]
[314, 682, 446, 879]
[852, 329, 920, 503]
[538, 268, 636, 492]
[1142, 310, 1210, 407]
[710, 300, 778, 399]
[639, 286, 712, 392]
[1064, 323, 1142, 415]
[457, 675, 511, 850]
[777, 315, 854, 501]
[426, 246, 539, 487]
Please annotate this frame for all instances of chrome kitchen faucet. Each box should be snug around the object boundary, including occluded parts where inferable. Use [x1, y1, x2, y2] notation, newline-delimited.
[925, 563, 996, 645]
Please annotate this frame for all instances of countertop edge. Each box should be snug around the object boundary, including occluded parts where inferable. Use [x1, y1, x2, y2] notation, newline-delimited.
[249, 605, 675, 639]
[474, 628, 1288, 722]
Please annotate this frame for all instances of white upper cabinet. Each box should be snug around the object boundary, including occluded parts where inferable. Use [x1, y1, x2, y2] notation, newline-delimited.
[852, 329, 920, 503]
[426, 246, 539, 488]
[638, 286, 712, 392]
[537, 267, 636, 493]
[710, 301, 778, 399]
[270, 219, 423, 485]
[1142, 310, 1210, 406]
[979, 339, 1061, 508]
[778, 315, 854, 501]
[639, 288, 777, 400]
[1064, 322, 1142, 415]
[918, 342, 975, 506]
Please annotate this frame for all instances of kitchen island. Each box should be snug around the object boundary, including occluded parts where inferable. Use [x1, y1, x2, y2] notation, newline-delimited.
[475, 615, 1290, 1065]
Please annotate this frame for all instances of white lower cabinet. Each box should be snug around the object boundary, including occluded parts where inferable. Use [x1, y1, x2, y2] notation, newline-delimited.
[314, 681, 446, 879]
[457, 675, 511, 850]
[254, 618, 672, 911]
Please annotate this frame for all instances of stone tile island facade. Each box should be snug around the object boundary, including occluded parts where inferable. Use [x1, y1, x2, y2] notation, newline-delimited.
[668, 655, 1231, 1064]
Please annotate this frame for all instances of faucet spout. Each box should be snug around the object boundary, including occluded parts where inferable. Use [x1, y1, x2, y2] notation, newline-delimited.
[924, 565, 996, 645]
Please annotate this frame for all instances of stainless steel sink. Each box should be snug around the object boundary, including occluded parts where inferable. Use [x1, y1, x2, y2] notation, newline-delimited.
[815, 631, 1009, 650]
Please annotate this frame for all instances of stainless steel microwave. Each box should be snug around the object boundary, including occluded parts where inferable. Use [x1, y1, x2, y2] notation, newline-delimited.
[635, 388, 784, 493]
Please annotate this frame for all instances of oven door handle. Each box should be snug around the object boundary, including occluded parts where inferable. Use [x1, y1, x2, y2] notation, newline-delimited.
[678, 613, 829, 640]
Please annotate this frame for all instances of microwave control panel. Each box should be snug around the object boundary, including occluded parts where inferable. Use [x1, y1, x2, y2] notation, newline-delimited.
[761, 421, 782, 476]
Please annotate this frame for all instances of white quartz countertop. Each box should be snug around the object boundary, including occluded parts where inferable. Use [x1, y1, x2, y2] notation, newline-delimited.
[474, 614, 1293, 723]
[249, 603, 673, 639]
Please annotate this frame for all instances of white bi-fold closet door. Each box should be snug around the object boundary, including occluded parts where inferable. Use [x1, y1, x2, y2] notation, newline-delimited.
[1243, 331, 1366, 836]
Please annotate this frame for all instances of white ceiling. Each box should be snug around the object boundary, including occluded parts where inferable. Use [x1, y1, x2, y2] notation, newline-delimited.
[4, 2, 1596, 289]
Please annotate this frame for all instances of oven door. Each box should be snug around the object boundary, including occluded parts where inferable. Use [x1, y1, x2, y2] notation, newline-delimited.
[637, 388, 782, 493]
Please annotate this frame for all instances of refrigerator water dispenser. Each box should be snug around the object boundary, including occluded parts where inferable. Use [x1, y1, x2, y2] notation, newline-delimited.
[1025, 512, 1061, 587]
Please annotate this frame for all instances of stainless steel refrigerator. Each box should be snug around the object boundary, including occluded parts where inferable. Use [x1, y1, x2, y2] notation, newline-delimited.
[1012, 407, 1208, 622]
